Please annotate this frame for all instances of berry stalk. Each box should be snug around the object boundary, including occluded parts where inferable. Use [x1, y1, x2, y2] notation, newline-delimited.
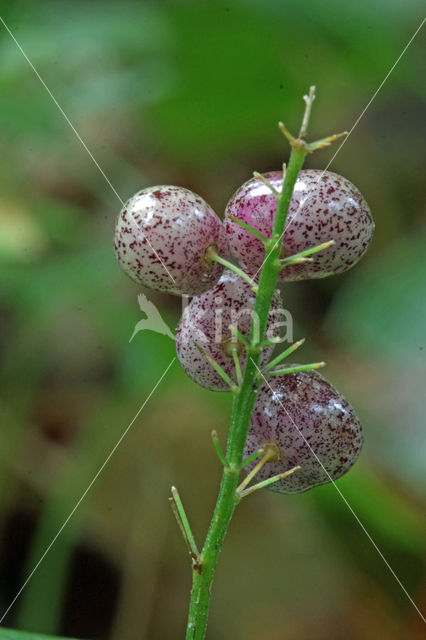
[184, 100, 312, 639]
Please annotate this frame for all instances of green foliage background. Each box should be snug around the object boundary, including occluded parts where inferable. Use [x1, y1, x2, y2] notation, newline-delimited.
[0, 1, 425, 639]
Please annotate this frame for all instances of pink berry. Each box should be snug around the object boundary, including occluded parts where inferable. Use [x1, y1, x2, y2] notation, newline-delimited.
[114, 186, 229, 295]
[244, 369, 363, 493]
[225, 170, 374, 281]
[176, 270, 284, 391]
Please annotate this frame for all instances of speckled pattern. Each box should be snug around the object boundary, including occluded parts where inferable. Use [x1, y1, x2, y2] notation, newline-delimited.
[225, 170, 374, 281]
[244, 369, 363, 493]
[114, 186, 229, 295]
[176, 270, 284, 391]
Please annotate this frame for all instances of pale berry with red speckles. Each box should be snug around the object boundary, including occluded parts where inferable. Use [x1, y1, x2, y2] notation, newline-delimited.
[176, 270, 284, 392]
[244, 368, 363, 493]
[114, 186, 229, 295]
[225, 169, 374, 281]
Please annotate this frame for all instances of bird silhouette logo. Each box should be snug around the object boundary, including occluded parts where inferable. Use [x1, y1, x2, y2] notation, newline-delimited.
[129, 293, 175, 342]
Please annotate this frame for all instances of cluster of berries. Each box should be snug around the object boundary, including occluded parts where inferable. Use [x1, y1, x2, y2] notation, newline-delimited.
[114, 169, 373, 492]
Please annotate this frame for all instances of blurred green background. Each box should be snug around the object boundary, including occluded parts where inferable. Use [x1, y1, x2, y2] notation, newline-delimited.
[0, 1, 425, 639]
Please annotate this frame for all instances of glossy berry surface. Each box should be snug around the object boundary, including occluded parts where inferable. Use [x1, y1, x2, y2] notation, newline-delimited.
[244, 369, 363, 493]
[225, 169, 374, 281]
[176, 270, 284, 391]
[114, 186, 229, 295]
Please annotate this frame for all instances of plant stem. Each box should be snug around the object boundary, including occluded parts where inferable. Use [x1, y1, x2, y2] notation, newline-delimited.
[211, 430, 228, 468]
[262, 337, 305, 372]
[227, 213, 269, 244]
[279, 239, 335, 266]
[185, 140, 308, 639]
[169, 486, 199, 561]
[238, 464, 301, 498]
[206, 248, 258, 292]
[265, 361, 325, 376]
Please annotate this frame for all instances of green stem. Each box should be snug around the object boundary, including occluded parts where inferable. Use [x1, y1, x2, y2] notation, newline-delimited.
[211, 430, 228, 468]
[185, 143, 308, 640]
[194, 341, 238, 392]
[239, 464, 301, 498]
[265, 361, 325, 376]
[227, 213, 269, 244]
[279, 239, 335, 266]
[169, 486, 199, 560]
[240, 447, 265, 469]
[263, 337, 305, 372]
[231, 345, 243, 385]
[206, 250, 258, 292]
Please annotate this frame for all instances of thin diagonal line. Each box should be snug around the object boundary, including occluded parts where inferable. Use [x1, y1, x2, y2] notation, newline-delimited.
[252, 15, 425, 279]
[0, 357, 176, 624]
[0, 14, 123, 206]
[0, 15, 176, 285]
[319, 15, 426, 180]
[251, 358, 426, 623]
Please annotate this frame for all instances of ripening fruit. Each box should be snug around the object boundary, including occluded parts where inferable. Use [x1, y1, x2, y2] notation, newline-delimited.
[176, 270, 284, 391]
[114, 186, 229, 295]
[225, 169, 374, 281]
[244, 369, 363, 493]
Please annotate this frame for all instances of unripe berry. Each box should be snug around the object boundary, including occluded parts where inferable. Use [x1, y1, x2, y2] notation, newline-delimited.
[176, 270, 285, 391]
[225, 170, 374, 281]
[114, 186, 229, 295]
[244, 369, 363, 493]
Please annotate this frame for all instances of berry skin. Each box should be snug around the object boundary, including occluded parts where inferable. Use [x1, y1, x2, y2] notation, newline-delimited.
[114, 186, 229, 296]
[225, 170, 374, 281]
[244, 369, 363, 493]
[176, 270, 284, 392]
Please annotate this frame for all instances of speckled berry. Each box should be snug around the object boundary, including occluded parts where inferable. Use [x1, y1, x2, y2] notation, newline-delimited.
[225, 170, 374, 281]
[114, 186, 229, 295]
[244, 369, 363, 493]
[176, 270, 284, 391]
